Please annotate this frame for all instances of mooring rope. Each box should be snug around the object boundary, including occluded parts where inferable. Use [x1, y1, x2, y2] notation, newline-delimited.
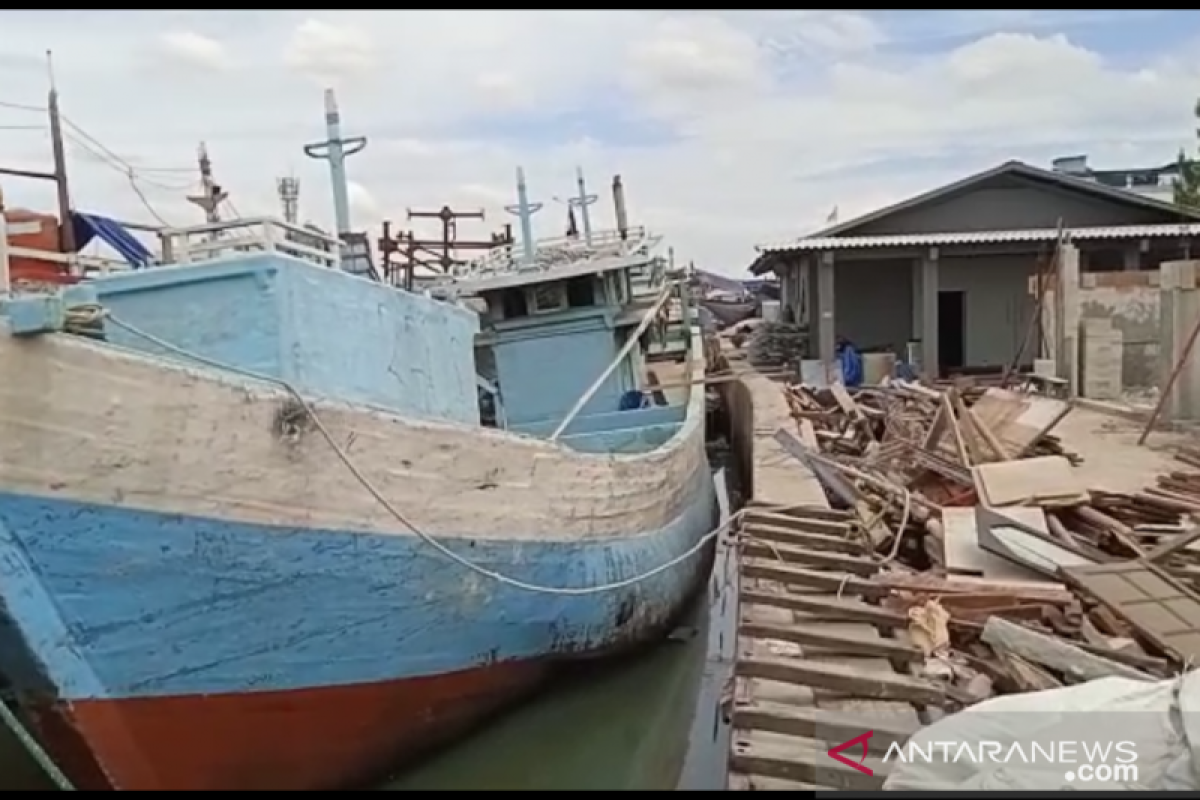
[0, 700, 76, 791]
[102, 313, 734, 596]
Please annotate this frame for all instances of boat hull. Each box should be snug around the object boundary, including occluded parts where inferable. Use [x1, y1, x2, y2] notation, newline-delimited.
[701, 300, 758, 328]
[0, 321, 715, 790]
[0, 474, 715, 790]
[30, 661, 547, 791]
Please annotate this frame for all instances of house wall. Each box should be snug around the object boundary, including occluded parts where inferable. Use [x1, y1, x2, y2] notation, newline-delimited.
[830, 259, 912, 356]
[938, 254, 1037, 369]
[820, 253, 1034, 369]
[850, 177, 1174, 235]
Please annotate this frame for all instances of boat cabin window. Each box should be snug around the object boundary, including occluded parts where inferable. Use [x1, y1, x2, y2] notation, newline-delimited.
[500, 287, 529, 319]
[528, 282, 568, 315]
[566, 275, 596, 308]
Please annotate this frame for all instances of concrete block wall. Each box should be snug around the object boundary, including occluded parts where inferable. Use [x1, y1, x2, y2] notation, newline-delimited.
[1035, 269, 1160, 393]
[1160, 260, 1200, 422]
[1079, 317, 1123, 401]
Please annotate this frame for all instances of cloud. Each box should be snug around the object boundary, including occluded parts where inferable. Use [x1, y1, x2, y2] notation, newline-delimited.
[0, 9, 1197, 274]
[157, 30, 232, 72]
[284, 19, 380, 85]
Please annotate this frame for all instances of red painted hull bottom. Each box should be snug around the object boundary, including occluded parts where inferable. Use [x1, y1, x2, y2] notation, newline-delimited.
[27, 660, 550, 791]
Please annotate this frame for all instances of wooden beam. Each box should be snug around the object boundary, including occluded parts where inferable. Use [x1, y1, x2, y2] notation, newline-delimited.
[981, 617, 1154, 682]
[745, 501, 853, 522]
[730, 746, 886, 792]
[744, 508, 856, 536]
[736, 657, 947, 704]
[741, 541, 879, 576]
[731, 701, 917, 754]
[739, 621, 922, 661]
[738, 589, 904, 627]
[741, 560, 883, 598]
[743, 521, 864, 554]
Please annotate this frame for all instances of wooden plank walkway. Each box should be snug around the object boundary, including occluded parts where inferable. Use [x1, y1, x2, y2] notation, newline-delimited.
[726, 364, 935, 791]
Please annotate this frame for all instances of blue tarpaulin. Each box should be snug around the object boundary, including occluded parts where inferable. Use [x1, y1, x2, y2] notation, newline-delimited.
[837, 340, 864, 388]
[70, 212, 154, 269]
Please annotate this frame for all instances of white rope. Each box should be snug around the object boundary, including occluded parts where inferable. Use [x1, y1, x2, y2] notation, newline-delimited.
[102, 313, 728, 596]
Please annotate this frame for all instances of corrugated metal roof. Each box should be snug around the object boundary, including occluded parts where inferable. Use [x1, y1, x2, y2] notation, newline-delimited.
[756, 223, 1200, 254]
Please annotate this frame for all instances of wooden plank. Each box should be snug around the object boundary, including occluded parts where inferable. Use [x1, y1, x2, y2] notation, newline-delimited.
[798, 417, 820, 451]
[742, 521, 865, 554]
[739, 589, 904, 627]
[741, 560, 883, 598]
[740, 620, 923, 661]
[745, 499, 853, 521]
[741, 540, 879, 576]
[743, 508, 856, 537]
[980, 617, 1154, 682]
[730, 741, 886, 792]
[730, 701, 916, 753]
[736, 657, 947, 705]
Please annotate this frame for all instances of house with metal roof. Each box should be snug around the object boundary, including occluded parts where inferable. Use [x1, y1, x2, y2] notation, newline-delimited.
[748, 159, 1200, 380]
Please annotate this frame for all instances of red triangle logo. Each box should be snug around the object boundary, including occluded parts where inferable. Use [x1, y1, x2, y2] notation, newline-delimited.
[827, 731, 874, 776]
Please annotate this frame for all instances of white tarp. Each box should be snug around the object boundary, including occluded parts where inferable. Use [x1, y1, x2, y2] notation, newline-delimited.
[884, 670, 1200, 791]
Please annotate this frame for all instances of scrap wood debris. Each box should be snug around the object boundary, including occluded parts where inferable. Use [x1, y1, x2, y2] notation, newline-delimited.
[772, 375, 1200, 706]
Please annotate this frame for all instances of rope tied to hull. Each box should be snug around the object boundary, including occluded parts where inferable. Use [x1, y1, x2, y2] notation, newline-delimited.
[100, 312, 729, 596]
[0, 700, 76, 790]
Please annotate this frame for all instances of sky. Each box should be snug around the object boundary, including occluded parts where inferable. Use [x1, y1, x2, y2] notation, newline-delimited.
[1, 9, 1200, 275]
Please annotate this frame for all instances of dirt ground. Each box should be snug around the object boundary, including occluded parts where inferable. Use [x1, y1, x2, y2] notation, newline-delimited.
[1052, 407, 1191, 494]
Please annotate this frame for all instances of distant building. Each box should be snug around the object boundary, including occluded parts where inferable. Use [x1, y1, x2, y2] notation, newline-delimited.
[1051, 154, 1181, 203]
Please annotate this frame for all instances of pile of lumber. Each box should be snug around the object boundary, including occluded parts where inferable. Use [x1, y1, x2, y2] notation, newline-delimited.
[767, 376, 1200, 705]
[745, 321, 807, 368]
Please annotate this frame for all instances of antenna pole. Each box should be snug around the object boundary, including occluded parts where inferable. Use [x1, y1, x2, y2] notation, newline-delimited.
[277, 176, 300, 225]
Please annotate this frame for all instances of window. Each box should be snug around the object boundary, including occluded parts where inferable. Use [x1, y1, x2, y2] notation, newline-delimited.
[528, 282, 568, 314]
[500, 288, 528, 319]
[566, 275, 596, 308]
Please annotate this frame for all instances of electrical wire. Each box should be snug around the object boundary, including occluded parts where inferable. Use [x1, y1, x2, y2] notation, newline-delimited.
[0, 96, 187, 227]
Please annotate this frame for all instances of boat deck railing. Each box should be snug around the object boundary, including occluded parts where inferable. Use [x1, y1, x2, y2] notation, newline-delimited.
[0, 216, 343, 292]
[164, 218, 342, 270]
[449, 226, 657, 282]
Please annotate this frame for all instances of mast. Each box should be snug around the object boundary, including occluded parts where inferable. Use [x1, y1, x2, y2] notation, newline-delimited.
[567, 166, 598, 246]
[186, 142, 227, 225]
[303, 88, 366, 240]
[612, 174, 629, 242]
[46, 50, 75, 252]
[504, 166, 542, 266]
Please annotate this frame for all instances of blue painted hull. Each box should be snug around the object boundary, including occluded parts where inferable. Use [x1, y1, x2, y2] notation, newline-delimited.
[0, 467, 716, 788]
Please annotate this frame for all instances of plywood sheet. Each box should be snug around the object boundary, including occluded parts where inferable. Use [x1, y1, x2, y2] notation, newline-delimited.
[942, 388, 1071, 458]
[973, 455, 1087, 507]
[941, 507, 1048, 582]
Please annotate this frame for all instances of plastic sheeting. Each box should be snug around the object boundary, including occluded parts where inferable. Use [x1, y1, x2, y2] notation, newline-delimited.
[70, 212, 153, 269]
[837, 340, 863, 388]
[884, 671, 1200, 791]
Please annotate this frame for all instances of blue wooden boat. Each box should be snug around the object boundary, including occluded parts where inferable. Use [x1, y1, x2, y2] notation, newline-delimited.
[0, 103, 716, 787]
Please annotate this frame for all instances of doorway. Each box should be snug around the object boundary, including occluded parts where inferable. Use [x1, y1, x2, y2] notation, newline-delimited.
[938, 290, 966, 374]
